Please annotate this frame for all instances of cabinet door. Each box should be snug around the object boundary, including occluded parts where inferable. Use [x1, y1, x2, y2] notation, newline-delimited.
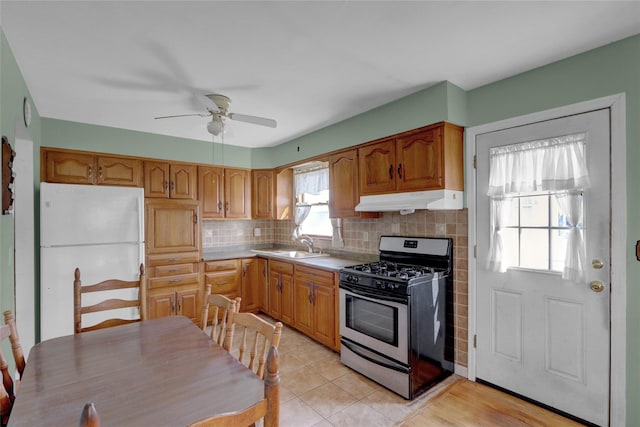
[276, 168, 293, 220]
[279, 273, 294, 325]
[293, 278, 314, 336]
[358, 139, 397, 195]
[257, 258, 268, 311]
[146, 200, 200, 254]
[170, 164, 197, 200]
[144, 161, 170, 198]
[268, 271, 283, 319]
[329, 150, 359, 217]
[177, 289, 200, 322]
[148, 292, 175, 319]
[313, 283, 336, 348]
[252, 170, 274, 219]
[198, 166, 224, 219]
[396, 127, 443, 191]
[44, 150, 95, 184]
[225, 168, 251, 219]
[97, 156, 142, 187]
[241, 258, 261, 313]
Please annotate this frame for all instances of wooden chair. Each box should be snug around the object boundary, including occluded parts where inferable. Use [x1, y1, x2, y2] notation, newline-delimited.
[74, 264, 147, 333]
[200, 284, 240, 347]
[225, 312, 282, 380]
[78, 402, 100, 427]
[0, 310, 26, 427]
[188, 346, 280, 427]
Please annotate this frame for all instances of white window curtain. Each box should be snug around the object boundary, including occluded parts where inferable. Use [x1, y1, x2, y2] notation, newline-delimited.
[292, 204, 311, 241]
[486, 133, 589, 281]
[555, 191, 586, 282]
[486, 197, 513, 273]
[487, 133, 589, 196]
[294, 167, 329, 196]
[331, 218, 344, 248]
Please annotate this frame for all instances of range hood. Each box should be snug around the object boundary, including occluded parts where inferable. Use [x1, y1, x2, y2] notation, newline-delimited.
[355, 190, 463, 215]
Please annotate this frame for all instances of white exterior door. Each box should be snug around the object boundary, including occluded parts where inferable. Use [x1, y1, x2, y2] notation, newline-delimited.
[475, 109, 610, 426]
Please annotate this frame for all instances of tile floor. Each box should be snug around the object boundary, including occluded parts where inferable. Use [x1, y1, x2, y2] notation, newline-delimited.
[252, 318, 457, 427]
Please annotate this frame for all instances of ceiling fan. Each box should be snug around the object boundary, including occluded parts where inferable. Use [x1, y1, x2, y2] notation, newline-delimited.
[154, 94, 277, 136]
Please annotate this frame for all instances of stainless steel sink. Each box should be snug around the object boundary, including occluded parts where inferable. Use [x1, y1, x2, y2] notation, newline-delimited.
[251, 249, 329, 259]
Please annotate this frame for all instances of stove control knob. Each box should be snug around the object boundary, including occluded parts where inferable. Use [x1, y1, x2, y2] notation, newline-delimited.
[380, 283, 386, 289]
[347, 275, 359, 283]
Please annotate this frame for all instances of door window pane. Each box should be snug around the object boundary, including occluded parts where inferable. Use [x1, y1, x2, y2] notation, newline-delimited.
[520, 229, 549, 270]
[520, 195, 549, 227]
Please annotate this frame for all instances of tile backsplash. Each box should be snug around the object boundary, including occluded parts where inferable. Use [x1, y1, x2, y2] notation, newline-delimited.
[202, 209, 469, 367]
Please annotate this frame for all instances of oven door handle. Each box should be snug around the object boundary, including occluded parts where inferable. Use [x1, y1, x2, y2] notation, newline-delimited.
[341, 339, 408, 374]
[340, 284, 408, 304]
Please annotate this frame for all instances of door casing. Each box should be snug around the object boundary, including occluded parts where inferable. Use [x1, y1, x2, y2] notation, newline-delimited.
[465, 94, 627, 426]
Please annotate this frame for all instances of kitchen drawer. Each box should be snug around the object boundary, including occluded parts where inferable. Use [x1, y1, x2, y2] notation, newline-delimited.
[148, 272, 200, 290]
[147, 251, 200, 267]
[269, 260, 294, 275]
[204, 272, 239, 294]
[152, 263, 197, 277]
[295, 265, 334, 285]
[204, 259, 240, 272]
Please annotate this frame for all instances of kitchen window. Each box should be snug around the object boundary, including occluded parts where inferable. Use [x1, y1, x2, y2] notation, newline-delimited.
[293, 162, 332, 238]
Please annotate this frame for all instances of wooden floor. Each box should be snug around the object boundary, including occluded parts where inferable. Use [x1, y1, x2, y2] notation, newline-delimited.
[398, 379, 584, 427]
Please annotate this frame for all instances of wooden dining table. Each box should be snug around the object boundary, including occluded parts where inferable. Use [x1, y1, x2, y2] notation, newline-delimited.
[8, 316, 267, 426]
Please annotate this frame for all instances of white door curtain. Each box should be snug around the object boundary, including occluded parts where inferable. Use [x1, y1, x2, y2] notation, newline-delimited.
[486, 133, 590, 281]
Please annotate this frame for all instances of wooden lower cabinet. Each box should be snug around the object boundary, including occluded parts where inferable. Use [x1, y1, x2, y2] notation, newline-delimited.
[268, 260, 294, 325]
[203, 259, 241, 324]
[240, 258, 262, 313]
[293, 265, 337, 349]
[146, 253, 201, 323]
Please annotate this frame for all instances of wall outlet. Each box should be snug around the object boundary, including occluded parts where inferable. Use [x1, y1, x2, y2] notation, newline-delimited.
[205, 229, 214, 238]
[362, 231, 368, 242]
[391, 223, 400, 233]
[254, 227, 261, 237]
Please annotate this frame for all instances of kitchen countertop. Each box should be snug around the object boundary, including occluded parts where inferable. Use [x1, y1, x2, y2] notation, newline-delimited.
[202, 246, 374, 272]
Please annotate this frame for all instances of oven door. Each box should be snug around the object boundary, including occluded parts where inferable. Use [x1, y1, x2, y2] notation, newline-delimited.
[339, 283, 408, 364]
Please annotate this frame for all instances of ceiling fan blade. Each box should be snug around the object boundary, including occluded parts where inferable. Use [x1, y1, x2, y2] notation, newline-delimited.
[228, 113, 277, 128]
[197, 94, 220, 113]
[154, 113, 207, 120]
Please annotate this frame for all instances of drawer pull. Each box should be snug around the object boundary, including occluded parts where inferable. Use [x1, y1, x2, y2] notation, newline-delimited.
[169, 278, 182, 283]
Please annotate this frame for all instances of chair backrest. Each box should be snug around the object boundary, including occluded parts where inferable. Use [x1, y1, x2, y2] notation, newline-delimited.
[188, 346, 280, 427]
[74, 264, 147, 334]
[225, 312, 282, 379]
[0, 310, 26, 427]
[200, 284, 240, 347]
[78, 402, 100, 427]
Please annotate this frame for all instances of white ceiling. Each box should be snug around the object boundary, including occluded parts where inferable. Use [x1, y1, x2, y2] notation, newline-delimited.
[2, 1, 639, 148]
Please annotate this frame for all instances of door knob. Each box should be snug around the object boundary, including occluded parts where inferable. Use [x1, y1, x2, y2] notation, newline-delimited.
[590, 281, 605, 293]
[591, 259, 604, 269]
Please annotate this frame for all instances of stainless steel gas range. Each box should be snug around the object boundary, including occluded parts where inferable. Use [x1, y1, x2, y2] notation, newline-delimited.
[339, 236, 454, 399]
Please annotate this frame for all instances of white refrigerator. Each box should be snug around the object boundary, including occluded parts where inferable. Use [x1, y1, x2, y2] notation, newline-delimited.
[40, 183, 145, 341]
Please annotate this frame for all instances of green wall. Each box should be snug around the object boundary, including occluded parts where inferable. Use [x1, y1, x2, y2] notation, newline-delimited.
[2, 26, 639, 424]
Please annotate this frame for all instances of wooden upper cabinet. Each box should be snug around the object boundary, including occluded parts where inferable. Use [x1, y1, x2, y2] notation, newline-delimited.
[358, 122, 463, 196]
[358, 138, 396, 195]
[252, 170, 274, 219]
[225, 168, 251, 219]
[396, 127, 442, 191]
[42, 148, 141, 187]
[199, 166, 224, 218]
[97, 156, 142, 187]
[251, 168, 292, 220]
[199, 166, 251, 219]
[144, 161, 196, 199]
[329, 150, 359, 218]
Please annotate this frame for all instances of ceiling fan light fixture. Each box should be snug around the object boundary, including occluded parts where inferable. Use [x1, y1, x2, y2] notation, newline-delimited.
[207, 117, 224, 136]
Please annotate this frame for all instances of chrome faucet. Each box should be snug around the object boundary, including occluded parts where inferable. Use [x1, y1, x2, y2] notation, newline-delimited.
[298, 235, 315, 253]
